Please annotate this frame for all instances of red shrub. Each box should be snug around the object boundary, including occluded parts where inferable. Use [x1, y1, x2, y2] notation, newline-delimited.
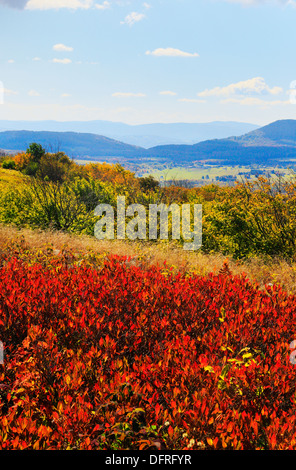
[0, 256, 296, 449]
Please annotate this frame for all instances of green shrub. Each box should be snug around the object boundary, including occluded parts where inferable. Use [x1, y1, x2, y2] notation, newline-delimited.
[2, 159, 16, 170]
[23, 161, 39, 176]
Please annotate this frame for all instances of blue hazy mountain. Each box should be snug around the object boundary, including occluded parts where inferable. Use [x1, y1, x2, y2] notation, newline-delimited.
[0, 119, 259, 148]
[0, 130, 143, 158]
[145, 119, 296, 165]
[0, 119, 295, 167]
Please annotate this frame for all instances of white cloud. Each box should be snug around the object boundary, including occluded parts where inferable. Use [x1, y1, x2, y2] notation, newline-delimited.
[25, 0, 93, 10]
[120, 11, 145, 26]
[178, 98, 206, 103]
[198, 77, 282, 97]
[159, 90, 177, 96]
[8, 59, 15, 63]
[112, 92, 146, 98]
[52, 58, 72, 64]
[143, 2, 151, 8]
[95, 0, 110, 9]
[221, 97, 290, 106]
[32, 57, 41, 61]
[28, 89, 40, 96]
[53, 43, 74, 52]
[61, 93, 71, 98]
[146, 48, 199, 58]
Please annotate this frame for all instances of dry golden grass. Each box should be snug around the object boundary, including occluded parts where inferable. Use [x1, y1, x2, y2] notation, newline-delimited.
[1, 223, 296, 295]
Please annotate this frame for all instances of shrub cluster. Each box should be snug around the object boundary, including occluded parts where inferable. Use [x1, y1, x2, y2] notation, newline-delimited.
[2, 143, 296, 259]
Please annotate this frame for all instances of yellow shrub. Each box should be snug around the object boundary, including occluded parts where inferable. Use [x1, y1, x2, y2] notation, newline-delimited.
[14, 152, 32, 171]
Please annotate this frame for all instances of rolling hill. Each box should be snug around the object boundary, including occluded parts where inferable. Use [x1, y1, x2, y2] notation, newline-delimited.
[145, 119, 296, 165]
[231, 119, 296, 147]
[0, 130, 143, 159]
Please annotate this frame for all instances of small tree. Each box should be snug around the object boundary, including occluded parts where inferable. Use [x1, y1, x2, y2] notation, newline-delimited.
[139, 175, 160, 192]
[37, 151, 73, 183]
[27, 143, 46, 162]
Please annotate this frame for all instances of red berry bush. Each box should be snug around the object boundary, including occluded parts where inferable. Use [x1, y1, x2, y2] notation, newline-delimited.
[0, 255, 296, 449]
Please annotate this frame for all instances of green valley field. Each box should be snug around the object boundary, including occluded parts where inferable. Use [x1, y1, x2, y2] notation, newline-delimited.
[146, 165, 291, 186]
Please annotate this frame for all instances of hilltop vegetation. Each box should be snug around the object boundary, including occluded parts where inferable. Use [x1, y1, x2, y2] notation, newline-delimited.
[2, 143, 296, 259]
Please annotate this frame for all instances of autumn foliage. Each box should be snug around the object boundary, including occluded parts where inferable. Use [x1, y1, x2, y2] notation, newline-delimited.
[1, 253, 296, 450]
[2, 145, 296, 450]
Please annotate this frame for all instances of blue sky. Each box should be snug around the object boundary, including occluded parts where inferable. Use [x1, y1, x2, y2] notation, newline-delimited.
[0, 0, 296, 125]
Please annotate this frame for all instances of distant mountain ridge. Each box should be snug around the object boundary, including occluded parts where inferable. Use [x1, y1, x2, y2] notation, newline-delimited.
[0, 119, 259, 148]
[0, 119, 295, 167]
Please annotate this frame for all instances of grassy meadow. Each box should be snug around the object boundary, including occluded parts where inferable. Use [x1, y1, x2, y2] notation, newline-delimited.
[147, 165, 291, 185]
